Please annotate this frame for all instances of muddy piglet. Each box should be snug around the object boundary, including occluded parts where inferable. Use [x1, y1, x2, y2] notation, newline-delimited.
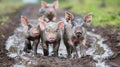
[39, 0, 59, 22]
[39, 17, 64, 57]
[63, 11, 92, 58]
[21, 16, 40, 55]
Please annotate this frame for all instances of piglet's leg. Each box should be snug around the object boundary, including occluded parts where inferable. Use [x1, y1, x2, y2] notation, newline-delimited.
[67, 40, 74, 58]
[79, 39, 87, 58]
[73, 45, 79, 58]
[53, 41, 60, 57]
[68, 46, 72, 58]
[24, 39, 32, 53]
[32, 39, 40, 55]
[42, 42, 49, 56]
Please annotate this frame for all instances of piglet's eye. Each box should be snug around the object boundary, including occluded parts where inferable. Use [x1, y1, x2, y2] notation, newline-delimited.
[28, 25, 32, 29]
[46, 6, 49, 8]
[55, 29, 59, 32]
[45, 29, 49, 32]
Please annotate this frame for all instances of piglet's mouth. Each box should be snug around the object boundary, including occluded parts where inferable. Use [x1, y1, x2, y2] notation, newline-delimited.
[49, 40, 55, 42]
[77, 35, 80, 38]
[76, 34, 82, 38]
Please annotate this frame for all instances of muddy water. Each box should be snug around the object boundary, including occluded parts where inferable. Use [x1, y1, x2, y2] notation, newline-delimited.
[5, 23, 114, 67]
[86, 32, 114, 67]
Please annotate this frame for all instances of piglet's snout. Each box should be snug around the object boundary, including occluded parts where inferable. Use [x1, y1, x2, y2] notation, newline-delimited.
[32, 28, 39, 35]
[75, 31, 82, 35]
[75, 31, 82, 37]
[48, 8, 54, 12]
[49, 37, 55, 41]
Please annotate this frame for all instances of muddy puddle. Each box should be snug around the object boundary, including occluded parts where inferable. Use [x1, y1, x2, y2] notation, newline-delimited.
[5, 23, 114, 67]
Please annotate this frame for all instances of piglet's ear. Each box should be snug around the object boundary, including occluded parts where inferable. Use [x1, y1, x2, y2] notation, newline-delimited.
[41, 1, 47, 8]
[21, 16, 28, 25]
[84, 13, 92, 26]
[65, 11, 74, 24]
[39, 17, 46, 30]
[53, 0, 59, 9]
[58, 21, 64, 30]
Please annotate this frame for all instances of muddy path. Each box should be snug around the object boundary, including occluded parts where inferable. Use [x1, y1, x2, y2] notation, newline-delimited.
[0, 4, 120, 67]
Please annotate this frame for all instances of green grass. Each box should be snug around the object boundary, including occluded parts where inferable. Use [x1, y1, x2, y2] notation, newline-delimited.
[0, 1, 24, 26]
[59, 0, 120, 26]
[0, 2, 24, 15]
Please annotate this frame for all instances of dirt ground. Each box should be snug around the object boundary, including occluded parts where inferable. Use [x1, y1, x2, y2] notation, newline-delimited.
[0, 4, 120, 67]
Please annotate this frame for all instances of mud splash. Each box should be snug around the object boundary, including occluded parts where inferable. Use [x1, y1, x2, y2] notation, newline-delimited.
[5, 24, 114, 66]
[86, 32, 114, 67]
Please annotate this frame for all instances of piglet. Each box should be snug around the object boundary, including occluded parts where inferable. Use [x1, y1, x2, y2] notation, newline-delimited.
[39, 17, 64, 57]
[63, 11, 92, 58]
[21, 16, 40, 55]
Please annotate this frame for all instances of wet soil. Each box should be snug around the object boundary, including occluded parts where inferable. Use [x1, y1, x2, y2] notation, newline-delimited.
[0, 4, 120, 67]
[88, 25, 120, 66]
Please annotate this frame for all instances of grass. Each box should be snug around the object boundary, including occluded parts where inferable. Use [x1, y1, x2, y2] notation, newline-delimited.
[0, 2, 24, 15]
[0, 1, 24, 26]
[59, 0, 120, 26]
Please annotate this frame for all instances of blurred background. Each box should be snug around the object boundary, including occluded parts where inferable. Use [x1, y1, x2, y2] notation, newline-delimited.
[0, 0, 120, 26]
